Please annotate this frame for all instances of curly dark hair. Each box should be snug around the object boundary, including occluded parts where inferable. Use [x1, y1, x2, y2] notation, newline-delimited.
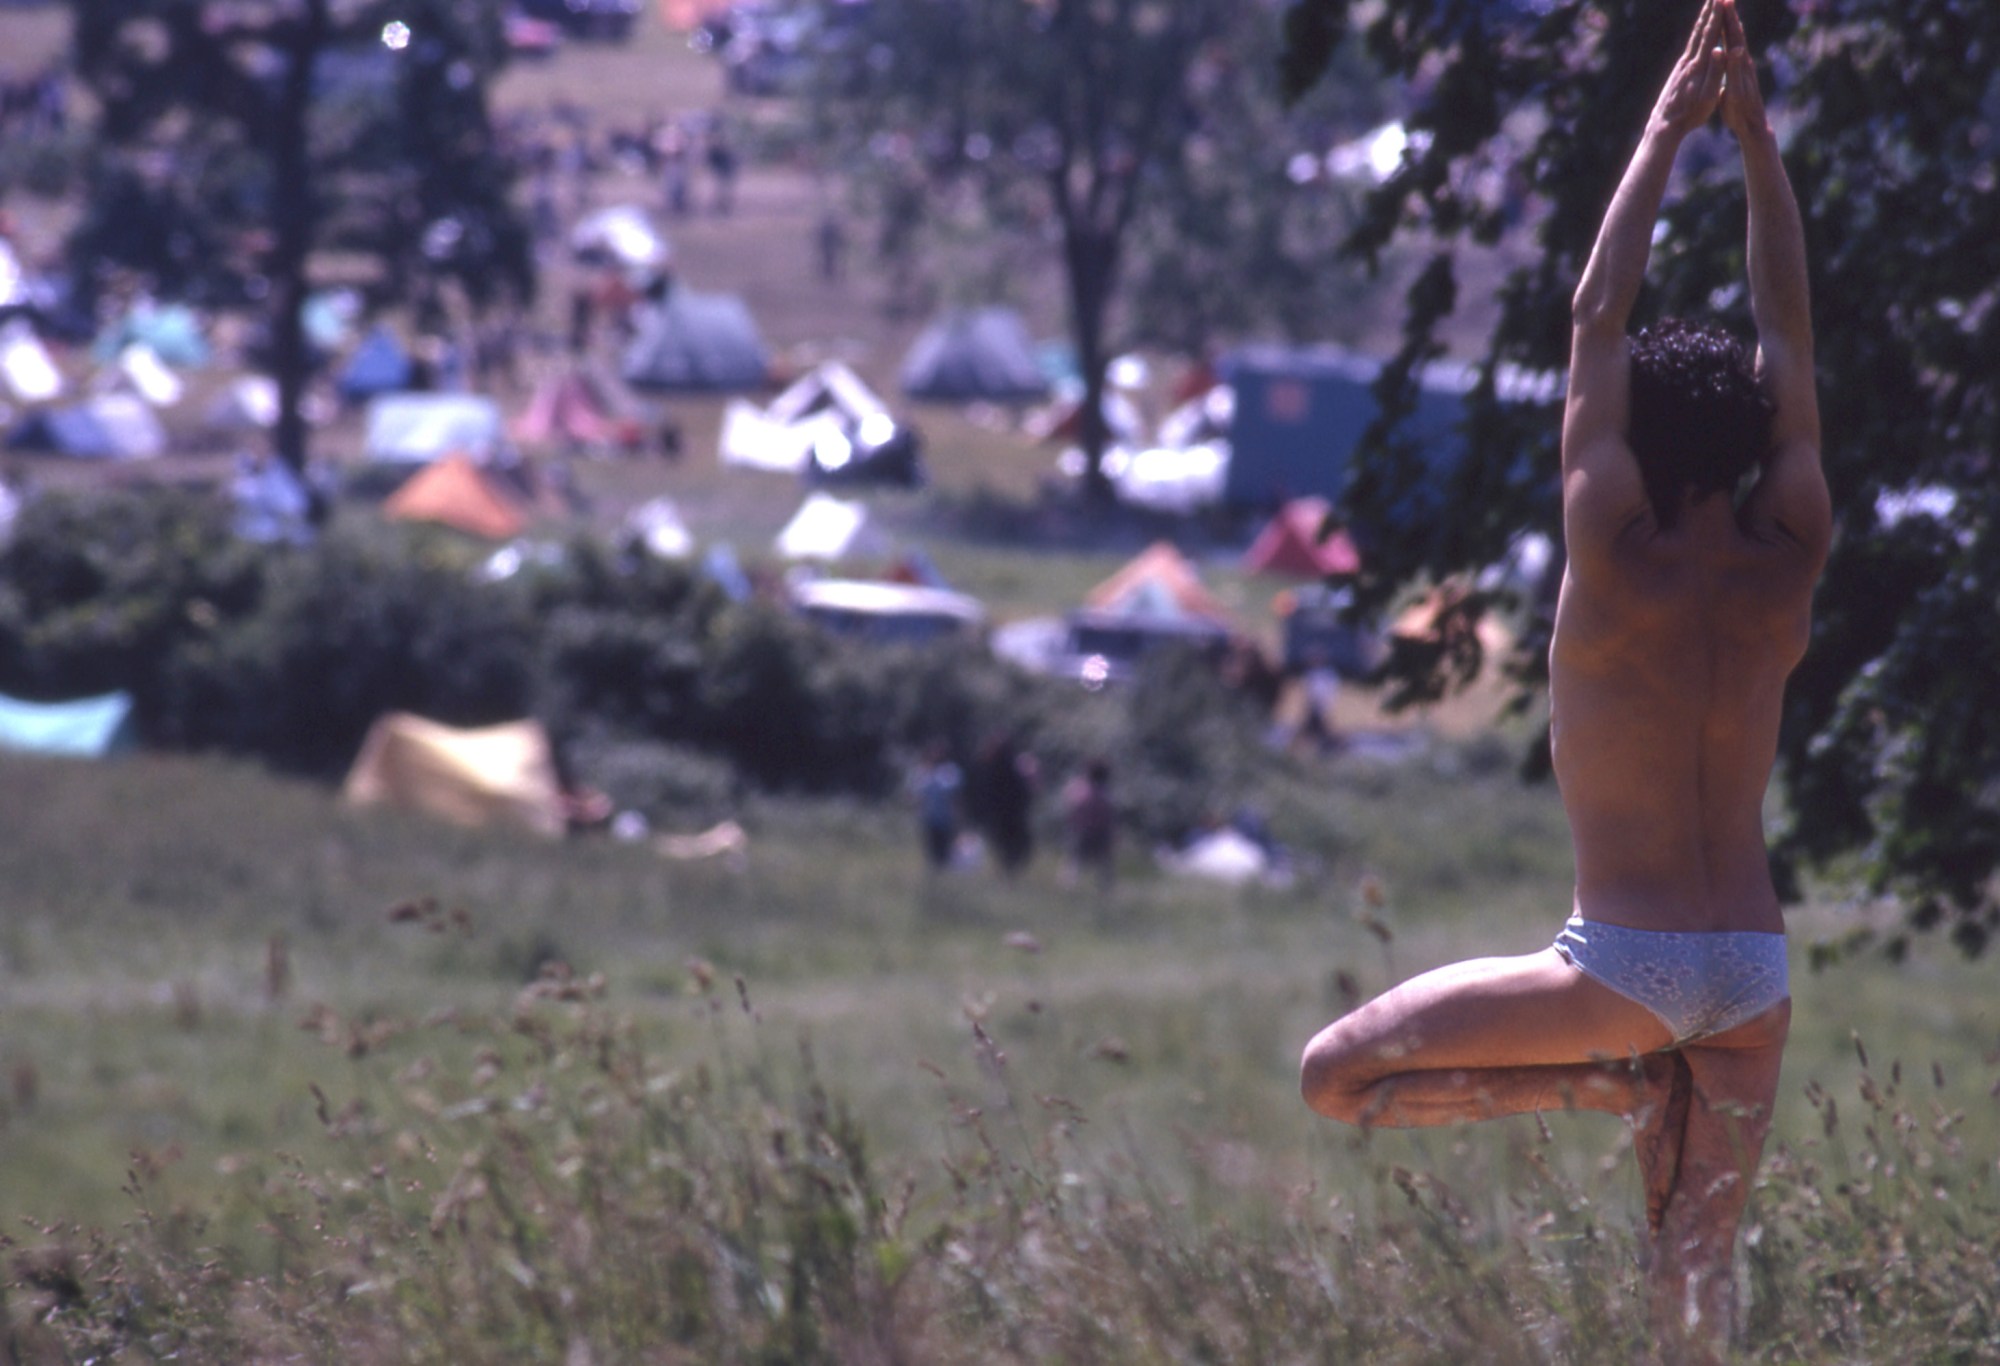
[1627, 317, 1773, 530]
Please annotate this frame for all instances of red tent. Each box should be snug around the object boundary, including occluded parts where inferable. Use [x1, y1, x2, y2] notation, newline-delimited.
[512, 370, 628, 450]
[1241, 497, 1361, 579]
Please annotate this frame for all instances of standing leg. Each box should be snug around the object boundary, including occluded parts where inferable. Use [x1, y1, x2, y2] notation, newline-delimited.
[1647, 999, 1790, 1352]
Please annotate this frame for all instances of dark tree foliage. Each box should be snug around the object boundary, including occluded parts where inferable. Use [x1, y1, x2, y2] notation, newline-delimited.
[1283, 0, 2000, 953]
[809, 0, 1388, 500]
[67, 0, 534, 474]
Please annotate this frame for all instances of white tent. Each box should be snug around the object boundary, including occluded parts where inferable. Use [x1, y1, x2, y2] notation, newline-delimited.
[718, 398, 830, 474]
[105, 343, 185, 408]
[570, 204, 671, 271]
[363, 392, 508, 465]
[1157, 827, 1294, 888]
[0, 238, 23, 309]
[0, 319, 61, 403]
[204, 374, 280, 435]
[625, 495, 694, 559]
[773, 492, 887, 562]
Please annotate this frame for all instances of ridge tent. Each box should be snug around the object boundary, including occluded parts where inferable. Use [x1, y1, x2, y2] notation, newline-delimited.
[5, 392, 166, 460]
[0, 691, 136, 758]
[720, 360, 921, 485]
[382, 452, 530, 540]
[767, 359, 885, 427]
[1242, 497, 1362, 578]
[1083, 541, 1230, 624]
[337, 325, 416, 404]
[513, 369, 627, 449]
[899, 307, 1048, 402]
[342, 713, 566, 837]
[620, 289, 769, 392]
[363, 392, 508, 465]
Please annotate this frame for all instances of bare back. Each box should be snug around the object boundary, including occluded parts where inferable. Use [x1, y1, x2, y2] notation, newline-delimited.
[1551, 455, 1824, 932]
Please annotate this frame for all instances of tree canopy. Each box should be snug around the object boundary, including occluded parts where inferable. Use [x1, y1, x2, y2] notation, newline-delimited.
[808, 0, 1391, 499]
[68, 0, 534, 472]
[1283, 0, 2000, 953]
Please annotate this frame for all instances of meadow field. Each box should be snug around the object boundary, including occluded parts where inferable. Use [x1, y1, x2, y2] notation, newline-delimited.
[5, 5, 2000, 1360]
[5, 736, 1999, 1361]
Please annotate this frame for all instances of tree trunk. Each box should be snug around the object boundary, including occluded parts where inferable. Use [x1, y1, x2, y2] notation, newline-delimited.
[266, 0, 327, 478]
[1065, 225, 1119, 505]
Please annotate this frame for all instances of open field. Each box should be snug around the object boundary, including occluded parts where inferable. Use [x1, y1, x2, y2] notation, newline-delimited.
[6, 10, 2000, 1359]
[5, 747, 2000, 1358]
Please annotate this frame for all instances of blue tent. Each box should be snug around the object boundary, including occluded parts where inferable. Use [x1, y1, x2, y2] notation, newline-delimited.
[5, 394, 166, 460]
[899, 307, 1048, 402]
[231, 457, 319, 545]
[0, 691, 136, 758]
[620, 290, 769, 393]
[336, 325, 415, 403]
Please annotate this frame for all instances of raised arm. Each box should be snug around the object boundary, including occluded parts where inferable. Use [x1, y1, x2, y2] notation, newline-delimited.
[1718, 0, 1828, 552]
[1569, 0, 1724, 344]
[1563, 0, 1726, 534]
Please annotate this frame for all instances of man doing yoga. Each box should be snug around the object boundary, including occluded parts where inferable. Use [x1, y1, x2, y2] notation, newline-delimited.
[1300, 0, 1827, 1343]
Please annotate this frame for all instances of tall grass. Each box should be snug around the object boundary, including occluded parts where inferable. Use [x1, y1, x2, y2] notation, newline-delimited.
[7, 956, 1999, 1363]
[5, 749, 1998, 1361]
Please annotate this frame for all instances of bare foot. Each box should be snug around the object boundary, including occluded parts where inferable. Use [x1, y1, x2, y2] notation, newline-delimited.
[1634, 1049, 1692, 1236]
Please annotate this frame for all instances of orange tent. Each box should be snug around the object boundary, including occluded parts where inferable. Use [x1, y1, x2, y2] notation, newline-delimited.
[1241, 497, 1362, 579]
[383, 453, 529, 540]
[1084, 541, 1231, 623]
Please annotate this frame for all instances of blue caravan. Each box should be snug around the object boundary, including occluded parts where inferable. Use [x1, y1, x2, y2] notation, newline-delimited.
[1220, 345, 1478, 512]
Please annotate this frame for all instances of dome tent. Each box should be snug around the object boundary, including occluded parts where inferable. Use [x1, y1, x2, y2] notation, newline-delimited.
[620, 289, 769, 393]
[899, 307, 1048, 402]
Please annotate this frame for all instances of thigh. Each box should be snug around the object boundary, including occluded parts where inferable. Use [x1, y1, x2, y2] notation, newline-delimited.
[1674, 1000, 1790, 1175]
[1306, 948, 1678, 1083]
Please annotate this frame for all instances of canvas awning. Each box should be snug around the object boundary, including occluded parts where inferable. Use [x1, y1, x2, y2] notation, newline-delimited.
[0, 691, 136, 758]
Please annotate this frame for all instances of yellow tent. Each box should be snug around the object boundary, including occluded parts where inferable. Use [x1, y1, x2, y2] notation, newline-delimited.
[343, 713, 566, 837]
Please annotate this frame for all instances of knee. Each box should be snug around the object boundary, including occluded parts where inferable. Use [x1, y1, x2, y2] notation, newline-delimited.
[1300, 1029, 1373, 1125]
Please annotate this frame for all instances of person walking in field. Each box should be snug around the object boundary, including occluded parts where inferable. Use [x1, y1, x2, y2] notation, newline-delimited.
[1300, 0, 1826, 1348]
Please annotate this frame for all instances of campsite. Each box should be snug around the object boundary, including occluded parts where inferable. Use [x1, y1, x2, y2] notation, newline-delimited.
[4, 1, 2000, 1361]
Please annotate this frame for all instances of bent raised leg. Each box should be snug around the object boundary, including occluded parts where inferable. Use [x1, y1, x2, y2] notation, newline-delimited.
[1300, 948, 1678, 1128]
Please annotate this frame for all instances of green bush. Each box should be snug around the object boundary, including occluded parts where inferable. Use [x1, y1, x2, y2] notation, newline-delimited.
[529, 537, 727, 749]
[0, 490, 1277, 836]
[174, 523, 538, 775]
[566, 735, 741, 822]
[0, 488, 263, 735]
